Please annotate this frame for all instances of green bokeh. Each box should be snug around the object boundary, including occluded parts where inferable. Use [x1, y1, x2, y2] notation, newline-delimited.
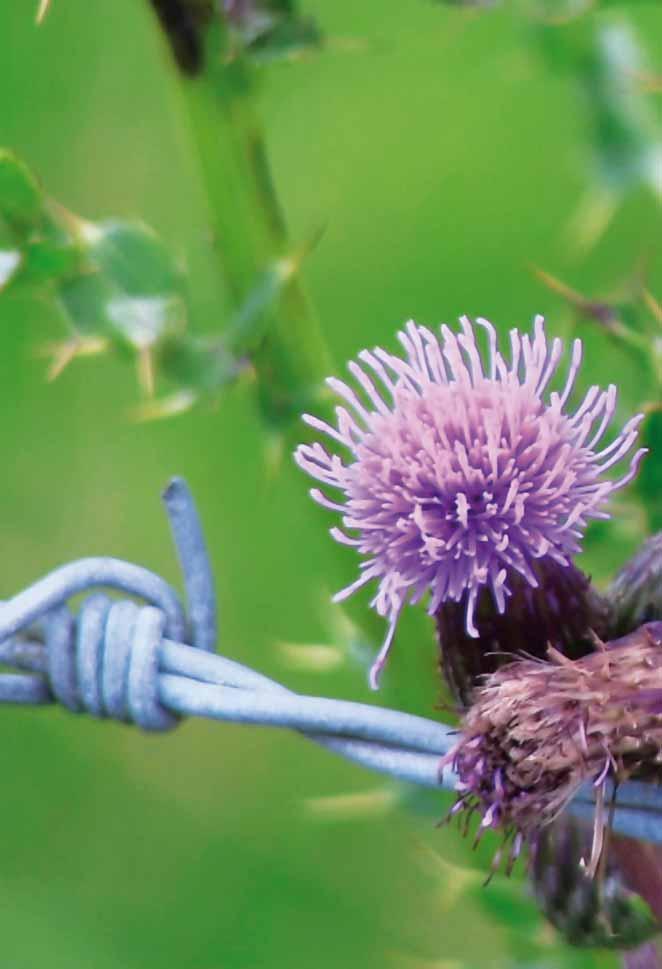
[0, 2, 660, 967]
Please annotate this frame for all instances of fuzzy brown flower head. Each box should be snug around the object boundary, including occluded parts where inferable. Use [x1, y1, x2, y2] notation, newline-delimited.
[444, 622, 662, 872]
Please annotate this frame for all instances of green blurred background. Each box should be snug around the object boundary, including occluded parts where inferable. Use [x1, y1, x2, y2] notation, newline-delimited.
[0, 1, 661, 967]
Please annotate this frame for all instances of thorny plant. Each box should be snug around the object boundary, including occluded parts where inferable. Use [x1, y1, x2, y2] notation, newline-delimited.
[2, 1, 662, 967]
[1, 0, 659, 434]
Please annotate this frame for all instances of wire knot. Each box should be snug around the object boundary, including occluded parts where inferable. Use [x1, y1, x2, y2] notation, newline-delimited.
[46, 596, 177, 730]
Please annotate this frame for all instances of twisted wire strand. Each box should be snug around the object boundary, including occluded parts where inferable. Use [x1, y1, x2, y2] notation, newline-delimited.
[0, 478, 661, 842]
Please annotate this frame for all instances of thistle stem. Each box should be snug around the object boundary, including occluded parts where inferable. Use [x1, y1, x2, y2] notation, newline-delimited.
[178, 21, 332, 427]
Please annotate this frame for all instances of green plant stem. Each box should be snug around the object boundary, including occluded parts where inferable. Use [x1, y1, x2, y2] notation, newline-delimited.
[180, 22, 332, 428]
[165, 17, 387, 662]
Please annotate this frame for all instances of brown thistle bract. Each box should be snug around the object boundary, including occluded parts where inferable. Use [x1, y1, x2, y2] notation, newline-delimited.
[445, 621, 662, 876]
[436, 559, 611, 708]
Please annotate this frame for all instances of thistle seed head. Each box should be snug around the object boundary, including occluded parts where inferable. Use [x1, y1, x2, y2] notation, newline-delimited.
[445, 622, 662, 874]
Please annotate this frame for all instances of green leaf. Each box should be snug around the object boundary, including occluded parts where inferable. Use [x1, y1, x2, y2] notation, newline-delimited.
[157, 334, 243, 393]
[90, 221, 184, 298]
[0, 150, 45, 238]
[53, 220, 186, 356]
[0, 145, 327, 422]
[246, 16, 322, 62]
[586, 22, 661, 195]
[79, 221, 187, 352]
[13, 238, 82, 288]
[225, 0, 322, 61]
[57, 270, 119, 341]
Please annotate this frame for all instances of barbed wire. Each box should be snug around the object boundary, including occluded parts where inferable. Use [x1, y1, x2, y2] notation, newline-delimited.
[1, 477, 661, 845]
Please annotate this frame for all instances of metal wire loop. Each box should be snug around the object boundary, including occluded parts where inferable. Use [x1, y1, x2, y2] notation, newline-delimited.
[1, 477, 662, 847]
[0, 476, 215, 727]
[42, 599, 176, 730]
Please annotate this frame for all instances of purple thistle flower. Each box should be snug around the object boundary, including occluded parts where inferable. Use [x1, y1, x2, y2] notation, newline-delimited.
[295, 316, 646, 689]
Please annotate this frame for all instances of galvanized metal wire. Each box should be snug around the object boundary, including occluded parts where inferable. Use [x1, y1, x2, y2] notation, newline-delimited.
[1, 478, 661, 844]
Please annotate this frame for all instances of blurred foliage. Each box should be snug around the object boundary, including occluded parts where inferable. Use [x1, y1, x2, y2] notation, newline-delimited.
[223, 0, 323, 61]
[0, 149, 316, 419]
[6, 0, 661, 434]
[0, 0, 660, 968]
[532, 819, 660, 950]
[532, 14, 661, 249]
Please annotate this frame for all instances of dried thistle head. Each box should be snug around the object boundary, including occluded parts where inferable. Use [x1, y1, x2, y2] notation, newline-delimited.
[445, 622, 662, 875]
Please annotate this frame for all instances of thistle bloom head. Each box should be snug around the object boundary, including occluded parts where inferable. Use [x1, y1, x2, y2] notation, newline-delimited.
[295, 315, 646, 688]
